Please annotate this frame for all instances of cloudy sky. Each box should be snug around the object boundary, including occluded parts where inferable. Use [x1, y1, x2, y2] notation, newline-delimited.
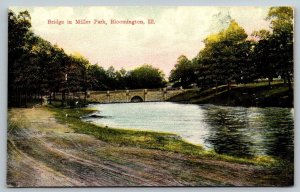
[11, 6, 270, 76]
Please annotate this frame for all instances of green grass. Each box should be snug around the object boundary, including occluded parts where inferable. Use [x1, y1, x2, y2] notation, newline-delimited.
[168, 85, 232, 103]
[237, 80, 284, 88]
[257, 86, 289, 97]
[47, 106, 284, 167]
[48, 106, 204, 155]
[168, 82, 292, 107]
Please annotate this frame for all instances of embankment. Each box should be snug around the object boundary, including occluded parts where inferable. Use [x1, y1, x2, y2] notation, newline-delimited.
[7, 107, 293, 187]
[167, 83, 293, 107]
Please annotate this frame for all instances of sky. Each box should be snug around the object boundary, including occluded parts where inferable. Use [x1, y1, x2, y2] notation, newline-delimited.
[10, 6, 270, 77]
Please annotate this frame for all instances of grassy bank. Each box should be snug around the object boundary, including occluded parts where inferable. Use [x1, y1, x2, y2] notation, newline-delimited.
[50, 107, 203, 154]
[8, 107, 294, 186]
[168, 82, 293, 107]
[49, 106, 203, 155]
[48, 106, 287, 167]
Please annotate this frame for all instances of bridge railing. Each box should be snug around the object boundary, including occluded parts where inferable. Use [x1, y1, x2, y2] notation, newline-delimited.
[88, 87, 183, 94]
[51, 87, 186, 97]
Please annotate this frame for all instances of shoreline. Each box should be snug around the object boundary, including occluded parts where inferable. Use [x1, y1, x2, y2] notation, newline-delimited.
[167, 82, 293, 108]
[7, 106, 294, 186]
[50, 106, 287, 166]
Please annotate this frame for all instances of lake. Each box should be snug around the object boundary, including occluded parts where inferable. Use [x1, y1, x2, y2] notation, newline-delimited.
[84, 102, 294, 160]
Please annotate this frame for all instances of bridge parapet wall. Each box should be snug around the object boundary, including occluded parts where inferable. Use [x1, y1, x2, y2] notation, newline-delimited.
[52, 89, 186, 103]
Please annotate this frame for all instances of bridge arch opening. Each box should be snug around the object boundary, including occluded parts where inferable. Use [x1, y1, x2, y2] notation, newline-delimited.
[130, 96, 143, 103]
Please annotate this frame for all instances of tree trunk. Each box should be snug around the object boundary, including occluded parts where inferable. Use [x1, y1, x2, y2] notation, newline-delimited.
[227, 80, 230, 91]
[287, 73, 292, 91]
[40, 91, 43, 106]
[283, 73, 287, 84]
[49, 91, 52, 104]
[84, 90, 87, 104]
[215, 81, 218, 96]
[61, 91, 65, 106]
[25, 90, 28, 108]
[18, 88, 22, 107]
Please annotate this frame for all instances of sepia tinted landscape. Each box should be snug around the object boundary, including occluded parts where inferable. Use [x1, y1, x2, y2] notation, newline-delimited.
[8, 6, 294, 187]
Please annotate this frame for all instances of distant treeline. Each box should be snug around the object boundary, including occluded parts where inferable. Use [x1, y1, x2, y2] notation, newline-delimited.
[169, 7, 293, 90]
[8, 7, 293, 107]
[8, 10, 166, 107]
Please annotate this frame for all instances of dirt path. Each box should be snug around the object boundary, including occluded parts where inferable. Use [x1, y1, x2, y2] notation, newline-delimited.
[7, 108, 291, 187]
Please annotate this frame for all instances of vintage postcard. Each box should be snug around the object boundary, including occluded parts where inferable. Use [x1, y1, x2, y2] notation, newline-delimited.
[7, 6, 294, 187]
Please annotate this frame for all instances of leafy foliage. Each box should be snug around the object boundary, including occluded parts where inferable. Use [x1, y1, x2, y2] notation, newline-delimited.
[169, 7, 294, 91]
[9, 7, 294, 107]
[8, 10, 167, 107]
[169, 55, 197, 88]
[127, 64, 166, 89]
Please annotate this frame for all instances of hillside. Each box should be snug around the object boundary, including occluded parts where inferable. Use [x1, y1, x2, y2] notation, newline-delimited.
[167, 82, 293, 108]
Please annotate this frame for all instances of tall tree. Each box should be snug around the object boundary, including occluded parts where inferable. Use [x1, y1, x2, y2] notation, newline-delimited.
[67, 53, 91, 104]
[267, 7, 294, 90]
[8, 10, 34, 106]
[169, 55, 197, 88]
[251, 29, 275, 86]
[127, 64, 166, 89]
[200, 20, 249, 89]
[86, 64, 109, 90]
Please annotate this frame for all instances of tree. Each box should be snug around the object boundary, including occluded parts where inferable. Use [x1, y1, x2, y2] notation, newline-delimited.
[115, 68, 128, 89]
[251, 29, 276, 86]
[87, 64, 110, 90]
[251, 7, 294, 89]
[127, 64, 166, 89]
[267, 7, 294, 90]
[8, 10, 93, 107]
[66, 53, 91, 105]
[8, 10, 34, 106]
[46, 45, 69, 104]
[169, 55, 197, 88]
[105, 66, 119, 89]
[199, 20, 249, 89]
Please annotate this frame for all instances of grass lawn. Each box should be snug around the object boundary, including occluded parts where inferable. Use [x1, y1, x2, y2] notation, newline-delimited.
[48, 105, 286, 167]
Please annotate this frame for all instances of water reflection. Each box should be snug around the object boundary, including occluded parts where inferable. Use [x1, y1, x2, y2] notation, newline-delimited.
[87, 102, 294, 161]
[204, 107, 254, 158]
[260, 108, 294, 161]
[203, 106, 294, 161]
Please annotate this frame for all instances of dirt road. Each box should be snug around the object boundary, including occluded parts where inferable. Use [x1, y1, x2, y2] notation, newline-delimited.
[7, 108, 292, 187]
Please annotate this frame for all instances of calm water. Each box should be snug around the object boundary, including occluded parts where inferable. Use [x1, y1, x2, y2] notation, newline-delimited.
[85, 102, 294, 160]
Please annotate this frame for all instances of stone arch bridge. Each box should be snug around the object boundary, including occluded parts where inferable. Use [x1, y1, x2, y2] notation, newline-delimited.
[86, 88, 185, 103]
